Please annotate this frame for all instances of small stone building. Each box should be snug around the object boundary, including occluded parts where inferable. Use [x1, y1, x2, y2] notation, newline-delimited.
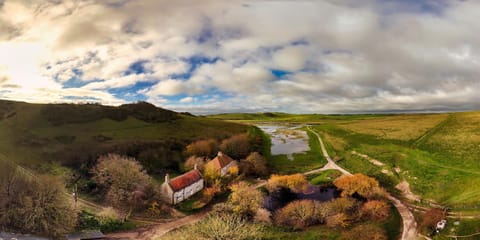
[161, 166, 204, 205]
[205, 152, 238, 176]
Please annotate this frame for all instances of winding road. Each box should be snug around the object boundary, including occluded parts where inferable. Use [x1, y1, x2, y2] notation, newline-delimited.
[306, 127, 418, 240]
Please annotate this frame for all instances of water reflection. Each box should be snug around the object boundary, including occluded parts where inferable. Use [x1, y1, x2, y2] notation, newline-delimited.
[263, 185, 340, 212]
[257, 125, 310, 160]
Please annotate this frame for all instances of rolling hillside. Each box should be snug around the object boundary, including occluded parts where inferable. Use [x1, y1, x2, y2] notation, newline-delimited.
[0, 100, 248, 176]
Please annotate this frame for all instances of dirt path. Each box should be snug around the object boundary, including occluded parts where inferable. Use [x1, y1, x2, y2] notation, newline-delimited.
[306, 127, 418, 240]
[107, 210, 209, 240]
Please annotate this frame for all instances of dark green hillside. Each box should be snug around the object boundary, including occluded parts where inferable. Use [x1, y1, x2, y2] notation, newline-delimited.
[0, 100, 247, 175]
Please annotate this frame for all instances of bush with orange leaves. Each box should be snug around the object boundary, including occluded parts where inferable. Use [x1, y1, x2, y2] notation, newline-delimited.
[325, 213, 350, 228]
[333, 173, 386, 199]
[228, 181, 264, 218]
[360, 200, 391, 221]
[266, 174, 308, 193]
[274, 200, 325, 230]
[185, 139, 218, 158]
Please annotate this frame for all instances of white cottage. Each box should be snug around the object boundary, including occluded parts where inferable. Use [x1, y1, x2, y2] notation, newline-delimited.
[161, 166, 204, 205]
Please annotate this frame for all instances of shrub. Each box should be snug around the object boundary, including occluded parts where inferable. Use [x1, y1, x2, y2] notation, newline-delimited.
[325, 213, 350, 228]
[241, 152, 268, 177]
[327, 197, 360, 216]
[185, 139, 218, 158]
[0, 167, 77, 238]
[340, 224, 387, 240]
[274, 200, 325, 230]
[266, 174, 308, 193]
[333, 173, 385, 199]
[161, 214, 264, 240]
[198, 186, 221, 206]
[360, 200, 391, 221]
[184, 156, 207, 171]
[254, 208, 272, 224]
[91, 154, 154, 217]
[228, 182, 264, 218]
[203, 163, 221, 185]
[220, 133, 251, 159]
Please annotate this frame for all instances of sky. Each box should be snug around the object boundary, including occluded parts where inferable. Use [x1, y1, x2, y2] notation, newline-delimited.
[0, 0, 479, 114]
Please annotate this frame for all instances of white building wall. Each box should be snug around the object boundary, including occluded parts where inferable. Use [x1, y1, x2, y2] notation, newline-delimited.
[172, 179, 204, 204]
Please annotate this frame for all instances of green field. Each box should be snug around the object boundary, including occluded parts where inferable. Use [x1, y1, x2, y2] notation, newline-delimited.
[208, 112, 480, 208]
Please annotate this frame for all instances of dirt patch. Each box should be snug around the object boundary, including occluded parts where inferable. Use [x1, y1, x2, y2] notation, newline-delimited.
[351, 151, 385, 166]
[396, 180, 421, 202]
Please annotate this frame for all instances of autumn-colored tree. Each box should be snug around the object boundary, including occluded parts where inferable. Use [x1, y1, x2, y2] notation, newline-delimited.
[340, 224, 387, 240]
[421, 208, 445, 230]
[203, 162, 221, 185]
[92, 154, 153, 218]
[0, 164, 77, 238]
[184, 156, 207, 171]
[162, 214, 264, 240]
[200, 185, 221, 205]
[228, 181, 264, 218]
[274, 200, 325, 230]
[327, 197, 359, 216]
[333, 174, 385, 199]
[220, 133, 251, 159]
[185, 139, 218, 158]
[266, 174, 308, 193]
[360, 200, 391, 221]
[325, 213, 350, 228]
[228, 165, 239, 176]
[241, 152, 268, 177]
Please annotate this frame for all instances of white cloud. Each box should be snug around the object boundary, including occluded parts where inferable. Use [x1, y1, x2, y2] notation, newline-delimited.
[179, 97, 194, 103]
[1, 0, 480, 113]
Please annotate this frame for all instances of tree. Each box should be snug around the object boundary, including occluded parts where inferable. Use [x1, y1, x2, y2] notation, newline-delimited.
[228, 181, 264, 218]
[333, 174, 385, 199]
[203, 162, 221, 185]
[92, 154, 153, 218]
[340, 224, 387, 240]
[327, 197, 359, 216]
[184, 156, 207, 171]
[274, 200, 325, 230]
[360, 200, 391, 221]
[220, 133, 251, 159]
[266, 174, 308, 193]
[0, 162, 77, 238]
[241, 152, 268, 177]
[162, 214, 264, 240]
[325, 213, 350, 228]
[185, 139, 218, 158]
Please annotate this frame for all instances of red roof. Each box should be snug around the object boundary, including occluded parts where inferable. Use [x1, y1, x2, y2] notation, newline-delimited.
[206, 152, 235, 171]
[169, 169, 202, 192]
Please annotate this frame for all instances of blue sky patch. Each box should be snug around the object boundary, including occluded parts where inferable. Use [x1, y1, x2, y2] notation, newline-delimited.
[124, 60, 150, 75]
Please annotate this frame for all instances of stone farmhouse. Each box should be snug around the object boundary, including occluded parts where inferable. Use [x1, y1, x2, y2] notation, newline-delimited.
[205, 151, 238, 176]
[161, 165, 204, 205]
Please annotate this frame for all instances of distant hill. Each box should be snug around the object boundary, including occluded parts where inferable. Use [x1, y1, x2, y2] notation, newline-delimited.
[0, 100, 247, 175]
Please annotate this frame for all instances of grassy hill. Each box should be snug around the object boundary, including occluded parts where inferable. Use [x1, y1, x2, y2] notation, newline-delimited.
[209, 111, 480, 208]
[0, 100, 248, 177]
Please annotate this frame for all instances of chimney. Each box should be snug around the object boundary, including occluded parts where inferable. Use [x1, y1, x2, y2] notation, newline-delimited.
[218, 151, 223, 157]
[165, 173, 170, 183]
[194, 164, 198, 170]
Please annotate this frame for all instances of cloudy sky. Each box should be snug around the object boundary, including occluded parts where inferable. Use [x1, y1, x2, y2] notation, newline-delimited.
[0, 0, 479, 114]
